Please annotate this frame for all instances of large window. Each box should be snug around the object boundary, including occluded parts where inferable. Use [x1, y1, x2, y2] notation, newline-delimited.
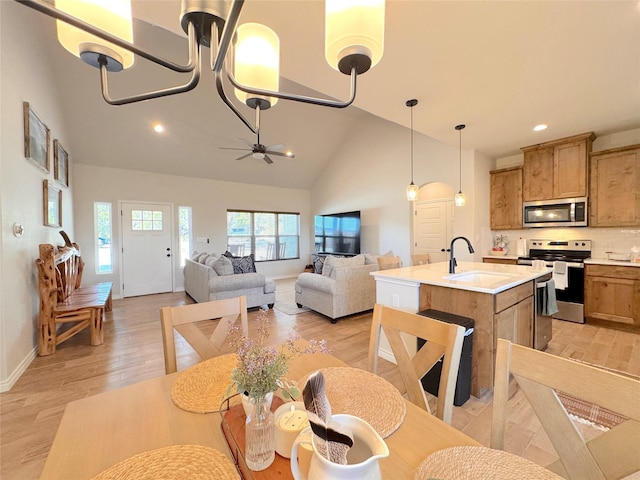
[227, 210, 299, 261]
[94, 202, 112, 274]
[179, 206, 192, 267]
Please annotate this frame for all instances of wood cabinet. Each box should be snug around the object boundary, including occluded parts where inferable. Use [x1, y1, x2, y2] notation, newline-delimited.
[490, 167, 522, 230]
[522, 132, 595, 201]
[483, 257, 518, 265]
[585, 264, 640, 332]
[419, 280, 534, 397]
[589, 145, 640, 227]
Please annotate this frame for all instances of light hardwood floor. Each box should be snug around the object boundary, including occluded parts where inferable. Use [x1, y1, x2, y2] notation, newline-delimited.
[1, 279, 639, 479]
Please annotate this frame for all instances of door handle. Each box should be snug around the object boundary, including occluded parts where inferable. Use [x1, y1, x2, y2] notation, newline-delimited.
[166, 254, 171, 257]
[440, 248, 451, 252]
[166, 247, 171, 251]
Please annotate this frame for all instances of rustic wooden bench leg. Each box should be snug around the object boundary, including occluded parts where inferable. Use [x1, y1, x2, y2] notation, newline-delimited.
[39, 311, 57, 356]
[90, 308, 104, 346]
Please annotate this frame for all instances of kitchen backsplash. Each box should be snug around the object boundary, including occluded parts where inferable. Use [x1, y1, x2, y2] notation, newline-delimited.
[484, 227, 640, 259]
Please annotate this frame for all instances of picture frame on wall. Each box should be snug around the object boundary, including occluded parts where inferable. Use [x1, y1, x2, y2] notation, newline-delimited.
[54, 140, 69, 187]
[23, 102, 50, 172]
[43, 180, 62, 227]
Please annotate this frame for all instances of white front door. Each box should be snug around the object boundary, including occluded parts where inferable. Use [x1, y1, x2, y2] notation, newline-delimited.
[121, 202, 173, 297]
[412, 199, 453, 263]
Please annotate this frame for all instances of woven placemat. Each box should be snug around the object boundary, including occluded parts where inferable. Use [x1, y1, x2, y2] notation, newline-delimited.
[171, 354, 240, 413]
[91, 445, 240, 480]
[415, 446, 563, 480]
[298, 366, 406, 438]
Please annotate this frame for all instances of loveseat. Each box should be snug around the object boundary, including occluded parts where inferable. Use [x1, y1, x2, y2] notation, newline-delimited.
[184, 252, 276, 309]
[294, 253, 385, 323]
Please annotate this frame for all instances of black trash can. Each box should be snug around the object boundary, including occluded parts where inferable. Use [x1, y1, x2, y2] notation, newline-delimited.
[416, 309, 474, 406]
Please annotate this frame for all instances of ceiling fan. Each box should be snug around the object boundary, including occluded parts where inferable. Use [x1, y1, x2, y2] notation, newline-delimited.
[220, 131, 295, 165]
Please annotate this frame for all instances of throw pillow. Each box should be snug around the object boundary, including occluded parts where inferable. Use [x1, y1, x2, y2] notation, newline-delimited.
[191, 250, 200, 260]
[231, 254, 256, 274]
[204, 254, 219, 268]
[198, 253, 210, 264]
[212, 255, 234, 276]
[322, 254, 361, 277]
[364, 251, 394, 265]
[312, 254, 326, 274]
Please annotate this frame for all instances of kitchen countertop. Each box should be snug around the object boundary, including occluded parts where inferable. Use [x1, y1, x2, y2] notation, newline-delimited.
[372, 261, 550, 294]
[585, 258, 640, 267]
[482, 254, 519, 260]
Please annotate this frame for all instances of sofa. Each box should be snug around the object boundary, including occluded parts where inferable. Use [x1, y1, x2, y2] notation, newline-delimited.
[294, 253, 386, 323]
[184, 252, 276, 309]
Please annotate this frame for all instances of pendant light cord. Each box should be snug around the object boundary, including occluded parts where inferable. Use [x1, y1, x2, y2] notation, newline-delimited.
[410, 106, 414, 183]
[455, 124, 465, 193]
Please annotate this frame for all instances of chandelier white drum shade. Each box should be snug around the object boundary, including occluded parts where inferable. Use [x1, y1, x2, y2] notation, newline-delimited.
[16, 0, 386, 134]
[325, 0, 385, 75]
[55, 0, 134, 71]
[233, 23, 280, 109]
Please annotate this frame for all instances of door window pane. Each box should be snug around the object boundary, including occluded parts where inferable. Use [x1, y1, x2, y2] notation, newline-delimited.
[179, 206, 192, 267]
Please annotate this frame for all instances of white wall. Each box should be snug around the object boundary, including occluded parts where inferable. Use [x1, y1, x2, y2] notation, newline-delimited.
[309, 114, 488, 266]
[74, 165, 311, 296]
[1, 2, 75, 390]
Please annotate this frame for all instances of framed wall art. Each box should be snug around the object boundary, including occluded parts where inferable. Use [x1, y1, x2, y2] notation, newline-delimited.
[43, 180, 62, 227]
[54, 140, 69, 187]
[23, 102, 50, 172]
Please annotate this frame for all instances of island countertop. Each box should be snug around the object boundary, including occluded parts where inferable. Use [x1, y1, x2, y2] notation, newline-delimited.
[371, 261, 550, 294]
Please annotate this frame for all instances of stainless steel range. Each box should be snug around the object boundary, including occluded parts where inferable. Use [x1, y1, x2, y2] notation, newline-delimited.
[517, 239, 592, 324]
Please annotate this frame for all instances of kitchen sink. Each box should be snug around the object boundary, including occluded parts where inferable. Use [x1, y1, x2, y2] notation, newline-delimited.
[444, 271, 517, 284]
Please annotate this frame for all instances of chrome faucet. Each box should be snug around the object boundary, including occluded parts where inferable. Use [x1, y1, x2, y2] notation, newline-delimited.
[449, 236, 475, 273]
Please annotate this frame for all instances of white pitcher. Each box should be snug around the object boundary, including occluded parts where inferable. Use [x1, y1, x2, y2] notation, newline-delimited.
[290, 414, 389, 480]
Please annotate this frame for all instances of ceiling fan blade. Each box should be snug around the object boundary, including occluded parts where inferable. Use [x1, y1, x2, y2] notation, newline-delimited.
[236, 153, 253, 161]
[220, 147, 252, 152]
[263, 155, 274, 164]
[265, 150, 295, 159]
[266, 143, 285, 151]
[239, 137, 255, 148]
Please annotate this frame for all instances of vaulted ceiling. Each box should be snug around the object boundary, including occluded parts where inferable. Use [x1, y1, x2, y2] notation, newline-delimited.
[31, 1, 640, 189]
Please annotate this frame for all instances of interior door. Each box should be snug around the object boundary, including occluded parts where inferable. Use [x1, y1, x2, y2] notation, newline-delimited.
[121, 202, 173, 297]
[413, 199, 453, 263]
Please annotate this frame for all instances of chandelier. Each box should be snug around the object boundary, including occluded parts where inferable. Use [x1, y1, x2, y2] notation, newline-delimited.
[15, 0, 385, 134]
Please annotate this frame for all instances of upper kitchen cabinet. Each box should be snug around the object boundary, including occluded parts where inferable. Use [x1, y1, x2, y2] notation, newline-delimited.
[490, 166, 522, 230]
[590, 144, 640, 227]
[522, 132, 596, 201]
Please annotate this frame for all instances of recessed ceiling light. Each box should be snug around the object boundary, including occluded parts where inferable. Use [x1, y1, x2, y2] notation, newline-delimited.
[533, 124, 548, 132]
[153, 123, 164, 133]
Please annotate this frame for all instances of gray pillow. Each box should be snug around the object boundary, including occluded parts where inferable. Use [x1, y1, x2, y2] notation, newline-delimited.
[322, 255, 361, 277]
[212, 255, 234, 276]
[204, 254, 219, 268]
[198, 253, 210, 264]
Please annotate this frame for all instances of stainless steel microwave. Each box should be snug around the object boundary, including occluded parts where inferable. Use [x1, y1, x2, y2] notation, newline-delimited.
[522, 197, 588, 227]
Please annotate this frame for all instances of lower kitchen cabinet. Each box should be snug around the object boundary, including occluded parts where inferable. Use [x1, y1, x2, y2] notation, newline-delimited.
[585, 264, 640, 332]
[495, 295, 533, 347]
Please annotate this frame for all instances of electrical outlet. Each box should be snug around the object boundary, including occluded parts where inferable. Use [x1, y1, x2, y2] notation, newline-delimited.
[392, 294, 400, 307]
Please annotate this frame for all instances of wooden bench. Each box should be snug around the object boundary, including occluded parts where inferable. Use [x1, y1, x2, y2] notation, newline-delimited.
[35, 232, 113, 356]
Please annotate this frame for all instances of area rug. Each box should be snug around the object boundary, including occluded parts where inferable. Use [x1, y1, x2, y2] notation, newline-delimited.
[556, 360, 637, 430]
[274, 302, 310, 315]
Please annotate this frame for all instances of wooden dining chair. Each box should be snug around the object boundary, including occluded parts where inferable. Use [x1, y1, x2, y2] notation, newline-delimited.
[367, 304, 465, 424]
[377, 256, 402, 270]
[491, 339, 640, 480]
[411, 253, 431, 265]
[160, 296, 248, 374]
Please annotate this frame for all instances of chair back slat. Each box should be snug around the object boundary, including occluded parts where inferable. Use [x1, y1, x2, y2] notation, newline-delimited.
[368, 304, 464, 424]
[491, 338, 640, 480]
[160, 296, 248, 374]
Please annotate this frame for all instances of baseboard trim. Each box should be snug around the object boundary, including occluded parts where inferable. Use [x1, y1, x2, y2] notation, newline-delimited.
[0, 345, 37, 392]
[378, 347, 396, 365]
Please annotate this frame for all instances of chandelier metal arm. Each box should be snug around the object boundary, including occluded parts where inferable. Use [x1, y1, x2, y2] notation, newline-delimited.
[14, 0, 197, 74]
[98, 22, 202, 106]
[225, 66, 358, 109]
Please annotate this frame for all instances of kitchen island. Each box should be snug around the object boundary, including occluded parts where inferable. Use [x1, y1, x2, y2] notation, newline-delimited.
[372, 261, 550, 397]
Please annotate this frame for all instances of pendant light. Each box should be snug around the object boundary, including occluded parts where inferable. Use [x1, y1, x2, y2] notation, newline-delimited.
[406, 99, 419, 201]
[454, 124, 466, 207]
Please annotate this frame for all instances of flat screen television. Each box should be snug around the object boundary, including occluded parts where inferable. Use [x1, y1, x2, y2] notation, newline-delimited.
[314, 211, 361, 255]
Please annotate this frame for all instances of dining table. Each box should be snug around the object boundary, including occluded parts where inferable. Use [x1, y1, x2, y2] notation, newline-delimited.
[39, 351, 480, 479]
